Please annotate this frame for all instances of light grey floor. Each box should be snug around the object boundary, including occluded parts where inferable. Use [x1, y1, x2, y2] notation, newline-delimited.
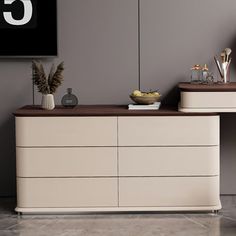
[0, 196, 236, 236]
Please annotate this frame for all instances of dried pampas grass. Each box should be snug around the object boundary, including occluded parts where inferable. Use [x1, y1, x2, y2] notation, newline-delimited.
[32, 61, 64, 94]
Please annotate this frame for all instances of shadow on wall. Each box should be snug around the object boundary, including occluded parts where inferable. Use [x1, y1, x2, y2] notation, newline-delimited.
[220, 113, 236, 194]
[162, 85, 180, 106]
[228, 34, 236, 79]
[0, 117, 16, 197]
[161, 76, 188, 106]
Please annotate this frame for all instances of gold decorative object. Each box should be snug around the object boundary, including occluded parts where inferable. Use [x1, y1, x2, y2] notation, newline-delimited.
[130, 90, 161, 105]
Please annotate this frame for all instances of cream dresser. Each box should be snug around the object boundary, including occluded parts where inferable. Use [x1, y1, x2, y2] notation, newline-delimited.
[14, 105, 221, 214]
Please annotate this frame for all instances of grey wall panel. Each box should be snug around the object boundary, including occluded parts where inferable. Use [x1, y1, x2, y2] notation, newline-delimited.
[35, 0, 138, 105]
[0, 61, 32, 196]
[140, 0, 236, 104]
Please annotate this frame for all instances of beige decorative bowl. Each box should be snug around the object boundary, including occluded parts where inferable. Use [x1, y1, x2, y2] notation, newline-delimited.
[130, 95, 161, 105]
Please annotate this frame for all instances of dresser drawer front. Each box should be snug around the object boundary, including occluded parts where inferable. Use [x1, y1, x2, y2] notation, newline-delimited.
[119, 147, 219, 176]
[17, 147, 117, 177]
[181, 92, 236, 108]
[119, 177, 219, 207]
[17, 178, 118, 208]
[118, 116, 219, 146]
[16, 117, 117, 147]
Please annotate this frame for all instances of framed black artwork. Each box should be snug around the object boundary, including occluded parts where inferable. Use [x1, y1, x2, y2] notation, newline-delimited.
[0, 0, 57, 57]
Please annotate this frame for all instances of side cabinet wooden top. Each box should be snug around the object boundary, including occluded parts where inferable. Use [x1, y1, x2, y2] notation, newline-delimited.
[14, 105, 218, 117]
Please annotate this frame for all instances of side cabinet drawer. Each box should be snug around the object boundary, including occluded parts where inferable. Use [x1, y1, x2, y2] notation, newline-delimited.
[181, 92, 236, 108]
[16, 117, 117, 147]
[119, 147, 219, 176]
[17, 147, 117, 177]
[119, 177, 220, 207]
[118, 116, 219, 146]
[17, 178, 118, 208]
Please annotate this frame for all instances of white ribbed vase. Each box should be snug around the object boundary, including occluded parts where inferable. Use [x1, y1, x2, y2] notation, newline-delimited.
[41, 94, 55, 110]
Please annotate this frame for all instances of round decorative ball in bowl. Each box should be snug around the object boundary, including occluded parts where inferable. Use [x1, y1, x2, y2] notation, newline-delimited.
[130, 90, 161, 105]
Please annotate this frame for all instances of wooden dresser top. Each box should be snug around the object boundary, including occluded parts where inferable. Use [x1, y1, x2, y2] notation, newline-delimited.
[179, 82, 236, 92]
[14, 105, 217, 117]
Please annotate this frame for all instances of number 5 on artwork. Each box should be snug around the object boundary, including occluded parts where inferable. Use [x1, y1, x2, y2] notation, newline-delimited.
[3, 0, 33, 26]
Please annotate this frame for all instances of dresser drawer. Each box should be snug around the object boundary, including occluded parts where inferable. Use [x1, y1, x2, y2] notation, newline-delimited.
[16, 117, 117, 147]
[17, 147, 117, 177]
[119, 177, 220, 207]
[17, 178, 118, 208]
[119, 146, 219, 176]
[181, 92, 236, 109]
[118, 116, 219, 146]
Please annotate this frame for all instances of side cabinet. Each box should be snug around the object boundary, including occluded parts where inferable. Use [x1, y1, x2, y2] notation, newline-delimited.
[15, 108, 221, 213]
[178, 82, 236, 112]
